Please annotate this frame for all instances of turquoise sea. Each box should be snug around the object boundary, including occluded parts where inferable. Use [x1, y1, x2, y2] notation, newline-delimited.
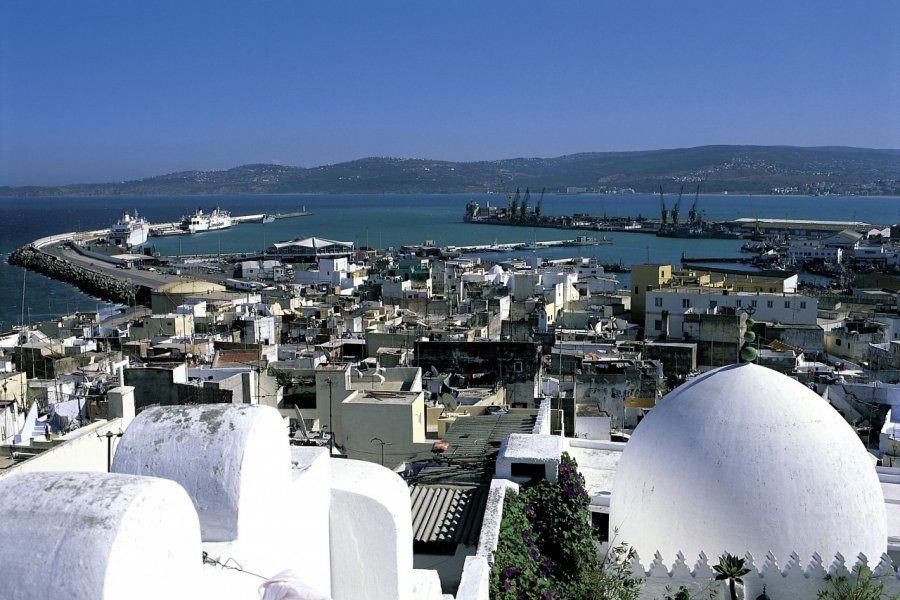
[1, 193, 898, 330]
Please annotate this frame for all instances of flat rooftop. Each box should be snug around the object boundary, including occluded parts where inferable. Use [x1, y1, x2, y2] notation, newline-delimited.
[345, 390, 421, 405]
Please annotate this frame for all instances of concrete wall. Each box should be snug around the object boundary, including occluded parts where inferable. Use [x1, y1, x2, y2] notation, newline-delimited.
[341, 394, 433, 468]
[330, 459, 417, 600]
[124, 365, 184, 409]
[0, 418, 127, 479]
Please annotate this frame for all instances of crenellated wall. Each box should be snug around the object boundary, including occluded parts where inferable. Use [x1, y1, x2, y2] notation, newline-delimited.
[626, 549, 900, 599]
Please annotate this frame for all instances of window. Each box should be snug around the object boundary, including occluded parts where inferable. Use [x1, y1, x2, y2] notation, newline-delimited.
[736, 300, 742, 307]
[835, 339, 842, 346]
[511, 463, 546, 484]
[682, 299, 691, 308]
[654, 297, 663, 307]
[654, 320, 663, 331]
[709, 300, 718, 309]
[767, 300, 774, 308]
[634, 286, 639, 294]
[646, 285, 652, 292]
[800, 301, 807, 309]
[784, 301, 791, 308]
[751, 300, 757, 307]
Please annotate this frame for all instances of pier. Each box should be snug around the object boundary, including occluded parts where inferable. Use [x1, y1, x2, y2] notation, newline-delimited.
[447, 236, 614, 254]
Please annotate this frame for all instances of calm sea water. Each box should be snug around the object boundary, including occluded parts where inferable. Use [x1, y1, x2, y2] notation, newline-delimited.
[1, 193, 897, 330]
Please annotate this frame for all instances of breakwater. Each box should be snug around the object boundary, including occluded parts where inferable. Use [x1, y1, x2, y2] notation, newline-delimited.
[8, 245, 141, 306]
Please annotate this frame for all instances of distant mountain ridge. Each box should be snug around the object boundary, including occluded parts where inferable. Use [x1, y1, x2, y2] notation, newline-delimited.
[3, 145, 899, 196]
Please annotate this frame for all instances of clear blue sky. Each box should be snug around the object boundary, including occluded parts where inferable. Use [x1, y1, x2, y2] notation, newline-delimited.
[1, 0, 899, 186]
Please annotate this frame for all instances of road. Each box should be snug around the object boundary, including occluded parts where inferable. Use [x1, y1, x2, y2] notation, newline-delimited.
[44, 243, 190, 289]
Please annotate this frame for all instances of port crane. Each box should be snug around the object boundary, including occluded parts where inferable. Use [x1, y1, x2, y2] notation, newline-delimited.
[688, 185, 700, 224]
[535, 188, 544, 220]
[498, 173, 514, 219]
[659, 186, 669, 225]
[511, 188, 520, 221]
[521, 187, 530, 219]
[671, 186, 684, 225]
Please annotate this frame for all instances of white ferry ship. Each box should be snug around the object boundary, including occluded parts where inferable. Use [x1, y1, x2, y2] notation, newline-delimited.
[180, 207, 233, 233]
[108, 211, 150, 248]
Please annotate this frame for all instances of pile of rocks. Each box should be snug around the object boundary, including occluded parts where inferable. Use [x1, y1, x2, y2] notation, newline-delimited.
[8, 245, 139, 305]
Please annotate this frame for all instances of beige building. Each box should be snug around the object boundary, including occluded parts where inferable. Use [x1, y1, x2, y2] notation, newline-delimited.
[342, 390, 433, 468]
[0, 372, 27, 404]
[129, 314, 195, 340]
[630, 264, 674, 324]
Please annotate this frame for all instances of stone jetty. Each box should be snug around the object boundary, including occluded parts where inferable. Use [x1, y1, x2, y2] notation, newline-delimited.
[8, 245, 140, 305]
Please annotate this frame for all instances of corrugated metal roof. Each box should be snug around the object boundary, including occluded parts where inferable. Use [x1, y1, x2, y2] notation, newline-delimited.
[409, 484, 487, 546]
[768, 339, 803, 354]
[411, 413, 536, 486]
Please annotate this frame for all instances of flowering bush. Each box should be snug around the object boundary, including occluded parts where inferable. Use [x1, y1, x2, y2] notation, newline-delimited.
[490, 453, 642, 599]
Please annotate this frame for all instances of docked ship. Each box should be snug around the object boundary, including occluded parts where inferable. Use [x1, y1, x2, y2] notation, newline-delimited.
[108, 211, 150, 248]
[656, 224, 743, 239]
[562, 235, 613, 246]
[180, 207, 233, 233]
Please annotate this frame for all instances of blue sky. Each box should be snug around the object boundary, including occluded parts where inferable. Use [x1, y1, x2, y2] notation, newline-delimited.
[1, 1, 899, 185]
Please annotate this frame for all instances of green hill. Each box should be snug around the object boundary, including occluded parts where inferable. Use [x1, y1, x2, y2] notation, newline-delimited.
[3, 145, 899, 196]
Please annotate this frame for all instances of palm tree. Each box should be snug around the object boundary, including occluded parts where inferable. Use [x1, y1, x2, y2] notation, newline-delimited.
[714, 554, 751, 600]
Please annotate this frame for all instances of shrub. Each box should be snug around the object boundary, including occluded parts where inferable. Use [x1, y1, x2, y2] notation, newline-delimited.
[490, 453, 642, 599]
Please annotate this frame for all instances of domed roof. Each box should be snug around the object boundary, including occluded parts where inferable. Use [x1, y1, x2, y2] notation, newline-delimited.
[488, 264, 504, 275]
[610, 363, 886, 564]
[154, 279, 225, 294]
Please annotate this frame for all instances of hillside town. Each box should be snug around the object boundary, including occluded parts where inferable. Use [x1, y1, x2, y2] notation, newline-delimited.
[4, 217, 900, 599]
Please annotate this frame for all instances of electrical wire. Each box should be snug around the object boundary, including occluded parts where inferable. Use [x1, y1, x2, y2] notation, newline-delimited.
[202, 551, 268, 581]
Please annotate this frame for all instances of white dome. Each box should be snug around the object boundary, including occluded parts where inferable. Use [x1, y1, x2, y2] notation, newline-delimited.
[610, 363, 886, 565]
[488, 264, 505, 275]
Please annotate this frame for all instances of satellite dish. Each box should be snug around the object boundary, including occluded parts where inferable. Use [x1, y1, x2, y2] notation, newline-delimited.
[441, 392, 459, 412]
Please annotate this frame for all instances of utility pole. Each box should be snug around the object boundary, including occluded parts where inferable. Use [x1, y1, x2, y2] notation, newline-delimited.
[326, 377, 334, 452]
[99, 430, 124, 472]
[371, 437, 392, 467]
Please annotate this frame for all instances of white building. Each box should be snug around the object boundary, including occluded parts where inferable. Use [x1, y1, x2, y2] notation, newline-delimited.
[294, 257, 366, 291]
[644, 287, 817, 336]
[610, 362, 886, 564]
[788, 239, 843, 263]
[0, 403, 444, 599]
[457, 365, 900, 599]
[240, 259, 287, 282]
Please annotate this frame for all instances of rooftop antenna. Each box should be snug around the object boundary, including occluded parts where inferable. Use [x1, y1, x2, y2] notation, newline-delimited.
[20, 267, 26, 329]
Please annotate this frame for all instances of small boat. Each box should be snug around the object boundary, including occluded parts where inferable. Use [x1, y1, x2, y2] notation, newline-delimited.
[261, 214, 276, 224]
[150, 227, 189, 238]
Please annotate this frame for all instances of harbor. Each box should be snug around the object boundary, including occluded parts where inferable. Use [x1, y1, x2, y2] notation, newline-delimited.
[1, 192, 897, 329]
